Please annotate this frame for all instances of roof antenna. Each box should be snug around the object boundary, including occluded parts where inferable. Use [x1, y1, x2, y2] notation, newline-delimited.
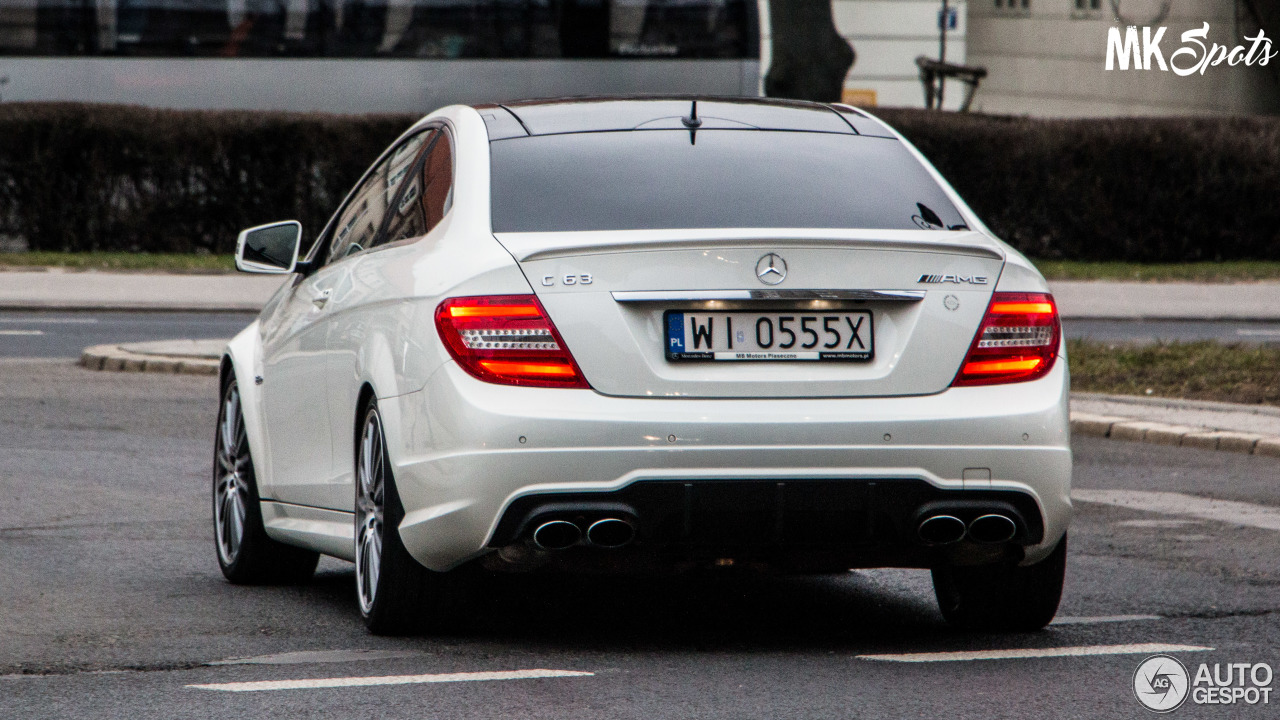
[682, 100, 702, 145]
[681, 100, 702, 129]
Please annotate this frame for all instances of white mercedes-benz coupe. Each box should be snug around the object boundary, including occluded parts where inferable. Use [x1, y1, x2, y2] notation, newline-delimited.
[215, 97, 1071, 635]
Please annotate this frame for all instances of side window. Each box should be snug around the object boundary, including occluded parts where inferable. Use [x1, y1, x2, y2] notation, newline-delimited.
[378, 128, 456, 248]
[326, 130, 433, 263]
[422, 130, 455, 232]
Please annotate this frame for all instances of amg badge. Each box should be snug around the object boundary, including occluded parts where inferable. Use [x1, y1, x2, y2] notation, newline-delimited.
[917, 274, 989, 285]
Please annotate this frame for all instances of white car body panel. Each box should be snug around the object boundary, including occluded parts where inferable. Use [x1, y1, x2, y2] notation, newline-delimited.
[388, 359, 1070, 571]
[221, 101, 1072, 578]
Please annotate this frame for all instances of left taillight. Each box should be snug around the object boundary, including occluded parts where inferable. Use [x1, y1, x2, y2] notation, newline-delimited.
[951, 292, 1061, 387]
[434, 295, 590, 389]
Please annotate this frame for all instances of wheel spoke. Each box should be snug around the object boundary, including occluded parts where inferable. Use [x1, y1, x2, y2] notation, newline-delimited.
[229, 493, 244, 555]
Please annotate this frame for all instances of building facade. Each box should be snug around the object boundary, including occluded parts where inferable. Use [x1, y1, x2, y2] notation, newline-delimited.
[763, 0, 1279, 116]
[966, 0, 1280, 116]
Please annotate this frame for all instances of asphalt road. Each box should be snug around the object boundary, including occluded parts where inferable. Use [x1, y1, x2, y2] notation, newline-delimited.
[0, 311, 255, 358]
[2, 360, 1278, 718]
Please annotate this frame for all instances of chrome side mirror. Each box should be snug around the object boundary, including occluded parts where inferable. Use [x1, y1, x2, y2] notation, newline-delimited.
[235, 221, 303, 274]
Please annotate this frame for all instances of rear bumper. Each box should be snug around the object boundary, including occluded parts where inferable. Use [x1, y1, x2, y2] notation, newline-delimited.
[382, 361, 1071, 571]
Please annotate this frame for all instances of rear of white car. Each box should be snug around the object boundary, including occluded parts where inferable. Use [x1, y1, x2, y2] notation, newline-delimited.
[219, 98, 1070, 635]
[389, 100, 1071, 629]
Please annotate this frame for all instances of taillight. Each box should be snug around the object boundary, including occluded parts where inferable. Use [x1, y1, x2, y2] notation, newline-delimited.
[434, 295, 590, 389]
[952, 292, 1061, 387]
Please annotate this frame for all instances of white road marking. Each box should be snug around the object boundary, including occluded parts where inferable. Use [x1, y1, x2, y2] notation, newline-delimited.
[0, 318, 96, 324]
[188, 668, 594, 692]
[0, 329, 43, 335]
[1115, 519, 1204, 529]
[1073, 489, 1280, 531]
[858, 643, 1211, 663]
[1050, 614, 1161, 626]
[207, 649, 426, 666]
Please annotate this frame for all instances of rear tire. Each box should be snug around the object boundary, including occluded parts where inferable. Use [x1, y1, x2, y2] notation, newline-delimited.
[931, 534, 1067, 632]
[355, 398, 466, 635]
[214, 377, 319, 585]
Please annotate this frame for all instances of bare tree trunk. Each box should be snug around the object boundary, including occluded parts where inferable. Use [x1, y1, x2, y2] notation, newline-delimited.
[764, 0, 855, 102]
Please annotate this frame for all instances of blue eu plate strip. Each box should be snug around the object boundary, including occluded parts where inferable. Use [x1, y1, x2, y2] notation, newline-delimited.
[667, 312, 685, 354]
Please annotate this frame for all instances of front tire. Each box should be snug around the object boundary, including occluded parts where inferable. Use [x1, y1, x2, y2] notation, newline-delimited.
[355, 398, 464, 635]
[931, 534, 1067, 632]
[214, 377, 319, 584]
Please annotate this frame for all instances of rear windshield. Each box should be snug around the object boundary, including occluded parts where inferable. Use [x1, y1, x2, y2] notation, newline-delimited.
[489, 130, 967, 233]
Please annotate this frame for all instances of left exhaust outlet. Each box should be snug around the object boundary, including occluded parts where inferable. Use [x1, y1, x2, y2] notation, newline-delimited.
[532, 520, 582, 550]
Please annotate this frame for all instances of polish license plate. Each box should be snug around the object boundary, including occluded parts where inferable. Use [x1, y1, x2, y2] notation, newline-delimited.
[664, 310, 874, 361]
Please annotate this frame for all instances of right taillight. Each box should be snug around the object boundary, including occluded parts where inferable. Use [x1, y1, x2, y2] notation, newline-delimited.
[951, 292, 1061, 387]
[434, 295, 590, 389]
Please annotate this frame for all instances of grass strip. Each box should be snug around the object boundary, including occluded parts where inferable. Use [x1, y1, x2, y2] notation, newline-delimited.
[1068, 339, 1280, 406]
[0, 252, 236, 273]
[1036, 260, 1280, 283]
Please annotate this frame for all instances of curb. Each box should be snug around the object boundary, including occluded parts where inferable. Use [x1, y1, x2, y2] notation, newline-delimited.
[1070, 412, 1280, 459]
[79, 344, 219, 376]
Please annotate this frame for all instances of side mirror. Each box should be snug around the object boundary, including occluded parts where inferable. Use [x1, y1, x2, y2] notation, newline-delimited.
[235, 221, 303, 274]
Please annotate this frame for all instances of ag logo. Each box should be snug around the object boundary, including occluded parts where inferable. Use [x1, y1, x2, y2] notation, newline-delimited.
[1134, 654, 1190, 713]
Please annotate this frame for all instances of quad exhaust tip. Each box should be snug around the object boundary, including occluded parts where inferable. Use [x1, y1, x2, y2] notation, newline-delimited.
[967, 513, 1018, 544]
[586, 518, 636, 548]
[532, 520, 582, 550]
[917, 515, 966, 545]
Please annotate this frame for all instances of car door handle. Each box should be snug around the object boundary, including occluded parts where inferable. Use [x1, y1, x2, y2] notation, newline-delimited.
[312, 288, 333, 308]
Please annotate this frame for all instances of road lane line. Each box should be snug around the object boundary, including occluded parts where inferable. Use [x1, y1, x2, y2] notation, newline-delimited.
[858, 643, 1211, 663]
[0, 330, 44, 335]
[1050, 614, 1161, 625]
[1073, 489, 1280, 531]
[207, 649, 426, 666]
[187, 668, 593, 692]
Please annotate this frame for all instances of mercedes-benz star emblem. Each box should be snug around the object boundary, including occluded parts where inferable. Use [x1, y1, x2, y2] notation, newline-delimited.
[755, 253, 787, 285]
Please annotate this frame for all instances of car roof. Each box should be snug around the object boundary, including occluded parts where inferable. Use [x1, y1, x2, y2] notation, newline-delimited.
[472, 96, 896, 140]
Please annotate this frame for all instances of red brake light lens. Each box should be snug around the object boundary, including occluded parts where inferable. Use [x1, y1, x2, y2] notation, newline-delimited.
[434, 295, 590, 389]
[952, 292, 1061, 387]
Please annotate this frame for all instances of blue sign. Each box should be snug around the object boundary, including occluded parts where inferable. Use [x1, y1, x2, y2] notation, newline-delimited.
[938, 7, 958, 30]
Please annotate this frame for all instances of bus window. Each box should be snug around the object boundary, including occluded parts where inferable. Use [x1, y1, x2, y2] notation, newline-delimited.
[0, 0, 755, 58]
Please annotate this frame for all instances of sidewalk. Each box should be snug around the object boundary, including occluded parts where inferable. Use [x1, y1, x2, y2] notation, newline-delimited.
[3, 269, 1280, 319]
[0, 270, 285, 311]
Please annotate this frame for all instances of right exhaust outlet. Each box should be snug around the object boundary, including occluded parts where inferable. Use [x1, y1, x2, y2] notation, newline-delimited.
[585, 518, 636, 548]
[966, 514, 1018, 544]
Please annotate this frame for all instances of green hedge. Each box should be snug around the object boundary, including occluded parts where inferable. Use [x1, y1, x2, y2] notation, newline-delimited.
[874, 109, 1280, 262]
[2, 103, 1278, 260]
[0, 103, 413, 254]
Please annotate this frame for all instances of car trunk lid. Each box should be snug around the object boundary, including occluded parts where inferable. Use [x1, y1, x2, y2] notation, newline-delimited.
[494, 229, 1005, 399]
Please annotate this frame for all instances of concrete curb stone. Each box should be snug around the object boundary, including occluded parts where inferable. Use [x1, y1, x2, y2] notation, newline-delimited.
[1069, 412, 1280, 459]
[80, 343, 219, 376]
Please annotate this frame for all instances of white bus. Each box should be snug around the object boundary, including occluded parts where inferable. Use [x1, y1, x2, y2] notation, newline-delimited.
[0, 0, 760, 112]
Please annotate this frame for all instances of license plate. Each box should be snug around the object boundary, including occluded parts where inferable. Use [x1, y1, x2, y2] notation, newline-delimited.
[664, 310, 873, 361]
